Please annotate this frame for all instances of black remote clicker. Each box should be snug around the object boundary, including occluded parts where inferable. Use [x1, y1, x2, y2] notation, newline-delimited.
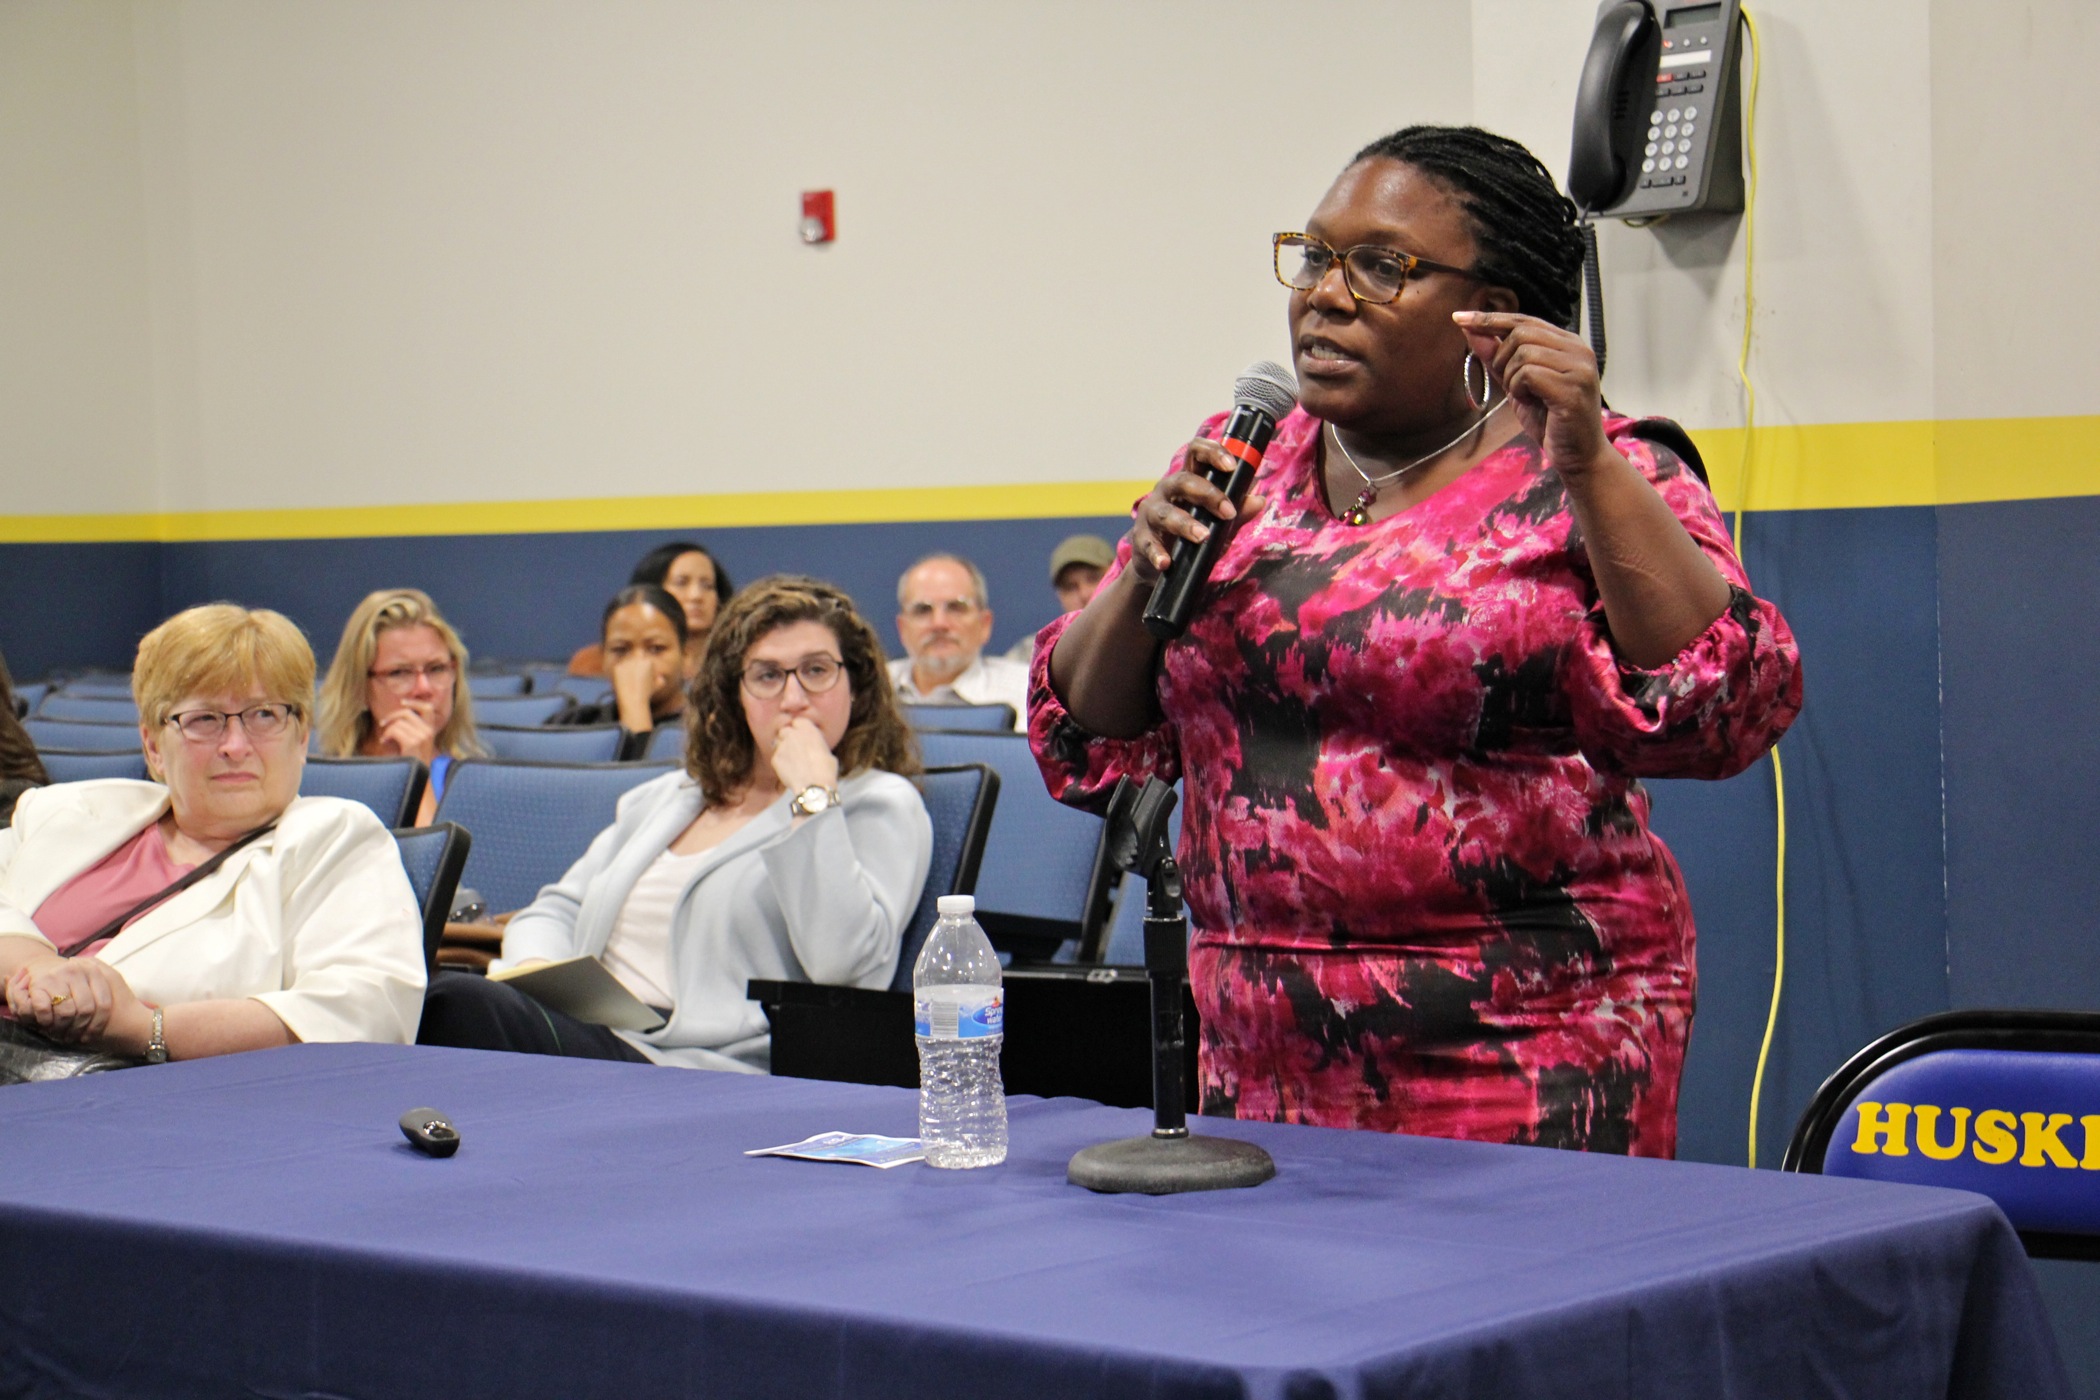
[398, 1107, 460, 1158]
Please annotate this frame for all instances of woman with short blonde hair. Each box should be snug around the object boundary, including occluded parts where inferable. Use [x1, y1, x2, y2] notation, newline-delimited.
[318, 589, 484, 825]
[0, 603, 425, 1075]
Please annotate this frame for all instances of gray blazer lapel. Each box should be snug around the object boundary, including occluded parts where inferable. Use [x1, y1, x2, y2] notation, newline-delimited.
[573, 785, 707, 956]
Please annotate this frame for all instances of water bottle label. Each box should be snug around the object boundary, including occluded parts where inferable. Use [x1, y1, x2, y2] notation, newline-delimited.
[914, 988, 1004, 1039]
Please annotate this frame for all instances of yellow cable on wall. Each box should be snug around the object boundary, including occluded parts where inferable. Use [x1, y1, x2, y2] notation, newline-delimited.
[1727, 4, 1786, 1172]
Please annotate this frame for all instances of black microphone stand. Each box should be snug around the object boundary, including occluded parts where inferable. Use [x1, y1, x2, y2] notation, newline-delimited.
[1067, 778, 1276, 1195]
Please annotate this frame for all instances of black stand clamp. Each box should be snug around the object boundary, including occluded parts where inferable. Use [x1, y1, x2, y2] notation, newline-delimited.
[1067, 778, 1276, 1195]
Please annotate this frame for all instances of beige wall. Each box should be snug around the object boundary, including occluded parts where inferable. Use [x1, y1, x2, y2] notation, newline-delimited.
[3, 0, 2094, 519]
[27, 0, 1472, 516]
[0, 1, 157, 515]
[1471, 0, 1941, 432]
[1930, 0, 2099, 422]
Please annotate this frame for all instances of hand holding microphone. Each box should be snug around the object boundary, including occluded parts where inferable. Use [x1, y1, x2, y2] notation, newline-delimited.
[1137, 362, 1299, 641]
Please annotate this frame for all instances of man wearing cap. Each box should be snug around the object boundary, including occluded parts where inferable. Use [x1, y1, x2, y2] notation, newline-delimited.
[891, 554, 1029, 732]
[1007, 534, 1117, 663]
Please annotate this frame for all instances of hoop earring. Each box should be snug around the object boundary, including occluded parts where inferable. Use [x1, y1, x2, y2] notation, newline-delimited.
[1462, 352, 1492, 411]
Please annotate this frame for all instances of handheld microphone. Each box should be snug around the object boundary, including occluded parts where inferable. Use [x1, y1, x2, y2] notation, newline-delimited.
[1141, 361, 1299, 641]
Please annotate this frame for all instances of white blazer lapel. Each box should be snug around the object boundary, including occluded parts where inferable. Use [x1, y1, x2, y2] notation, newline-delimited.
[96, 832, 275, 965]
[4, 783, 169, 916]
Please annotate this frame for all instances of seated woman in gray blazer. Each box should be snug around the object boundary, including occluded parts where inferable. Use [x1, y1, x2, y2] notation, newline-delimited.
[418, 576, 931, 1072]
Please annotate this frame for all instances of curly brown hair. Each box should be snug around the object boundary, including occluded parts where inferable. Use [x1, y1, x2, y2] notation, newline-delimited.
[685, 575, 919, 807]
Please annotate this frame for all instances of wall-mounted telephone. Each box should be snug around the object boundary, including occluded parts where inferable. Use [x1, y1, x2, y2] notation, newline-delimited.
[1568, 0, 1744, 220]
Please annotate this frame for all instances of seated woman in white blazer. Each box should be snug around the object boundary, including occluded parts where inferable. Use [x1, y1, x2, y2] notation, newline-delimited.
[0, 605, 426, 1065]
[418, 576, 932, 1073]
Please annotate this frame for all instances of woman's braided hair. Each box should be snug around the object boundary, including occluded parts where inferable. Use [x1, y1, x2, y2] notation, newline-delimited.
[1351, 125, 1586, 331]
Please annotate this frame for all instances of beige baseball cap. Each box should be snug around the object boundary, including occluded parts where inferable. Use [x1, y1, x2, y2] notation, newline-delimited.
[1049, 533, 1116, 583]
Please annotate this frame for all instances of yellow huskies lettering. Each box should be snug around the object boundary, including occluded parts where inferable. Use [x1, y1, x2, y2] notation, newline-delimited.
[1850, 1101, 2100, 1168]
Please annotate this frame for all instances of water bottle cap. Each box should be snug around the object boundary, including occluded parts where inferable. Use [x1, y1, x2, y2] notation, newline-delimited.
[936, 894, 976, 917]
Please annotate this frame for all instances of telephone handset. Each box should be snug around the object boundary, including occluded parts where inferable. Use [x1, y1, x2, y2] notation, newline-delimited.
[1568, 0, 1744, 220]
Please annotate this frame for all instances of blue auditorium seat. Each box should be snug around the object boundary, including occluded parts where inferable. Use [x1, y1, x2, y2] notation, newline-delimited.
[302, 756, 429, 829]
[642, 724, 687, 762]
[479, 724, 627, 763]
[432, 759, 677, 915]
[903, 702, 1017, 732]
[35, 750, 150, 785]
[50, 676, 133, 699]
[466, 673, 532, 699]
[37, 694, 138, 723]
[889, 763, 998, 991]
[24, 718, 139, 753]
[915, 730, 1110, 962]
[470, 694, 575, 727]
[392, 822, 471, 975]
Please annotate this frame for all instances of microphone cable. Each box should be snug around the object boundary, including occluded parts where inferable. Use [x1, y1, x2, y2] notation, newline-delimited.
[1726, 4, 1786, 1172]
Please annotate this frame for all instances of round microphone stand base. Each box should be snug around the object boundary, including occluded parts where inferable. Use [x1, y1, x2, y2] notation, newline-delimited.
[1067, 1132, 1276, 1196]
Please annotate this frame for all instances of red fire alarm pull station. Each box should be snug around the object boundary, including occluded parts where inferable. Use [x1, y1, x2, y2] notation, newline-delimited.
[800, 190, 835, 244]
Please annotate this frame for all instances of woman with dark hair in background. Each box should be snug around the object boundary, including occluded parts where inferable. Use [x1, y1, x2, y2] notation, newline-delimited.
[568, 542, 734, 680]
[554, 585, 690, 760]
[1036, 125, 1801, 1158]
[0, 653, 48, 827]
[423, 576, 929, 1071]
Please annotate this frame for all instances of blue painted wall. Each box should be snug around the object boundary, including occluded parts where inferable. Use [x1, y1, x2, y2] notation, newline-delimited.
[1940, 495, 2100, 1010]
[171, 516, 1138, 676]
[0, 542, 165, 682]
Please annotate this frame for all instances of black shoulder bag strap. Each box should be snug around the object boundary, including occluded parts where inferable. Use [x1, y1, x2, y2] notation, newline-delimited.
[54, 823, 277, 959]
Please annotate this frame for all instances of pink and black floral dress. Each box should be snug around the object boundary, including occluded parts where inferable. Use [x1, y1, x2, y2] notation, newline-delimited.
[1029, 408, 1801, 1157]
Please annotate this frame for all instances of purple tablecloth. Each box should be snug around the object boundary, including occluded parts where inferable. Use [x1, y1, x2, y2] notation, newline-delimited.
[0, 1043, 2069, 1399]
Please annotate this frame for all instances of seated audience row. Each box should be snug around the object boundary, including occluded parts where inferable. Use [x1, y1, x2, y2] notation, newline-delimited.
[0, 577, 931, 1079]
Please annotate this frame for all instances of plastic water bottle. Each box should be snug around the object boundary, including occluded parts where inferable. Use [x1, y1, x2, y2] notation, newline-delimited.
[913, 894, 1007, 1168]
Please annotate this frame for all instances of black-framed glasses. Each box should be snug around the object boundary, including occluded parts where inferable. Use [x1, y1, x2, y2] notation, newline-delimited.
[367, 661, 457, 694]
[1273, 232, 1477, 304]
[163, 703, 302, 743]
[742, 656, 846, 699]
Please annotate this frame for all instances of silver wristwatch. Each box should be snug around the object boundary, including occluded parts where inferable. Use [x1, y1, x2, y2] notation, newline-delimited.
[789, 785, 841, 818]
[145, 1006, 168, 1064]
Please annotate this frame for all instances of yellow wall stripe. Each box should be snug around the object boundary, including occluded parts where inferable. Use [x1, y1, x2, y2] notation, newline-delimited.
[1696, 414, 2100, 512]
[5, 415, 2097, 543]
[0, 480, 1158, 545]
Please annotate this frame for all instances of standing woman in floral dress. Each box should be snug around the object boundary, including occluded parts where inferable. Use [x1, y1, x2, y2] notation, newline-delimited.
[1032, 126, 1802, 1157]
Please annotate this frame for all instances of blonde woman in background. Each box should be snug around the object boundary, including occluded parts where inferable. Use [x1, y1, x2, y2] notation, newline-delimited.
[318, 589, 485, 826]
[0, 604, 424, 1069]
